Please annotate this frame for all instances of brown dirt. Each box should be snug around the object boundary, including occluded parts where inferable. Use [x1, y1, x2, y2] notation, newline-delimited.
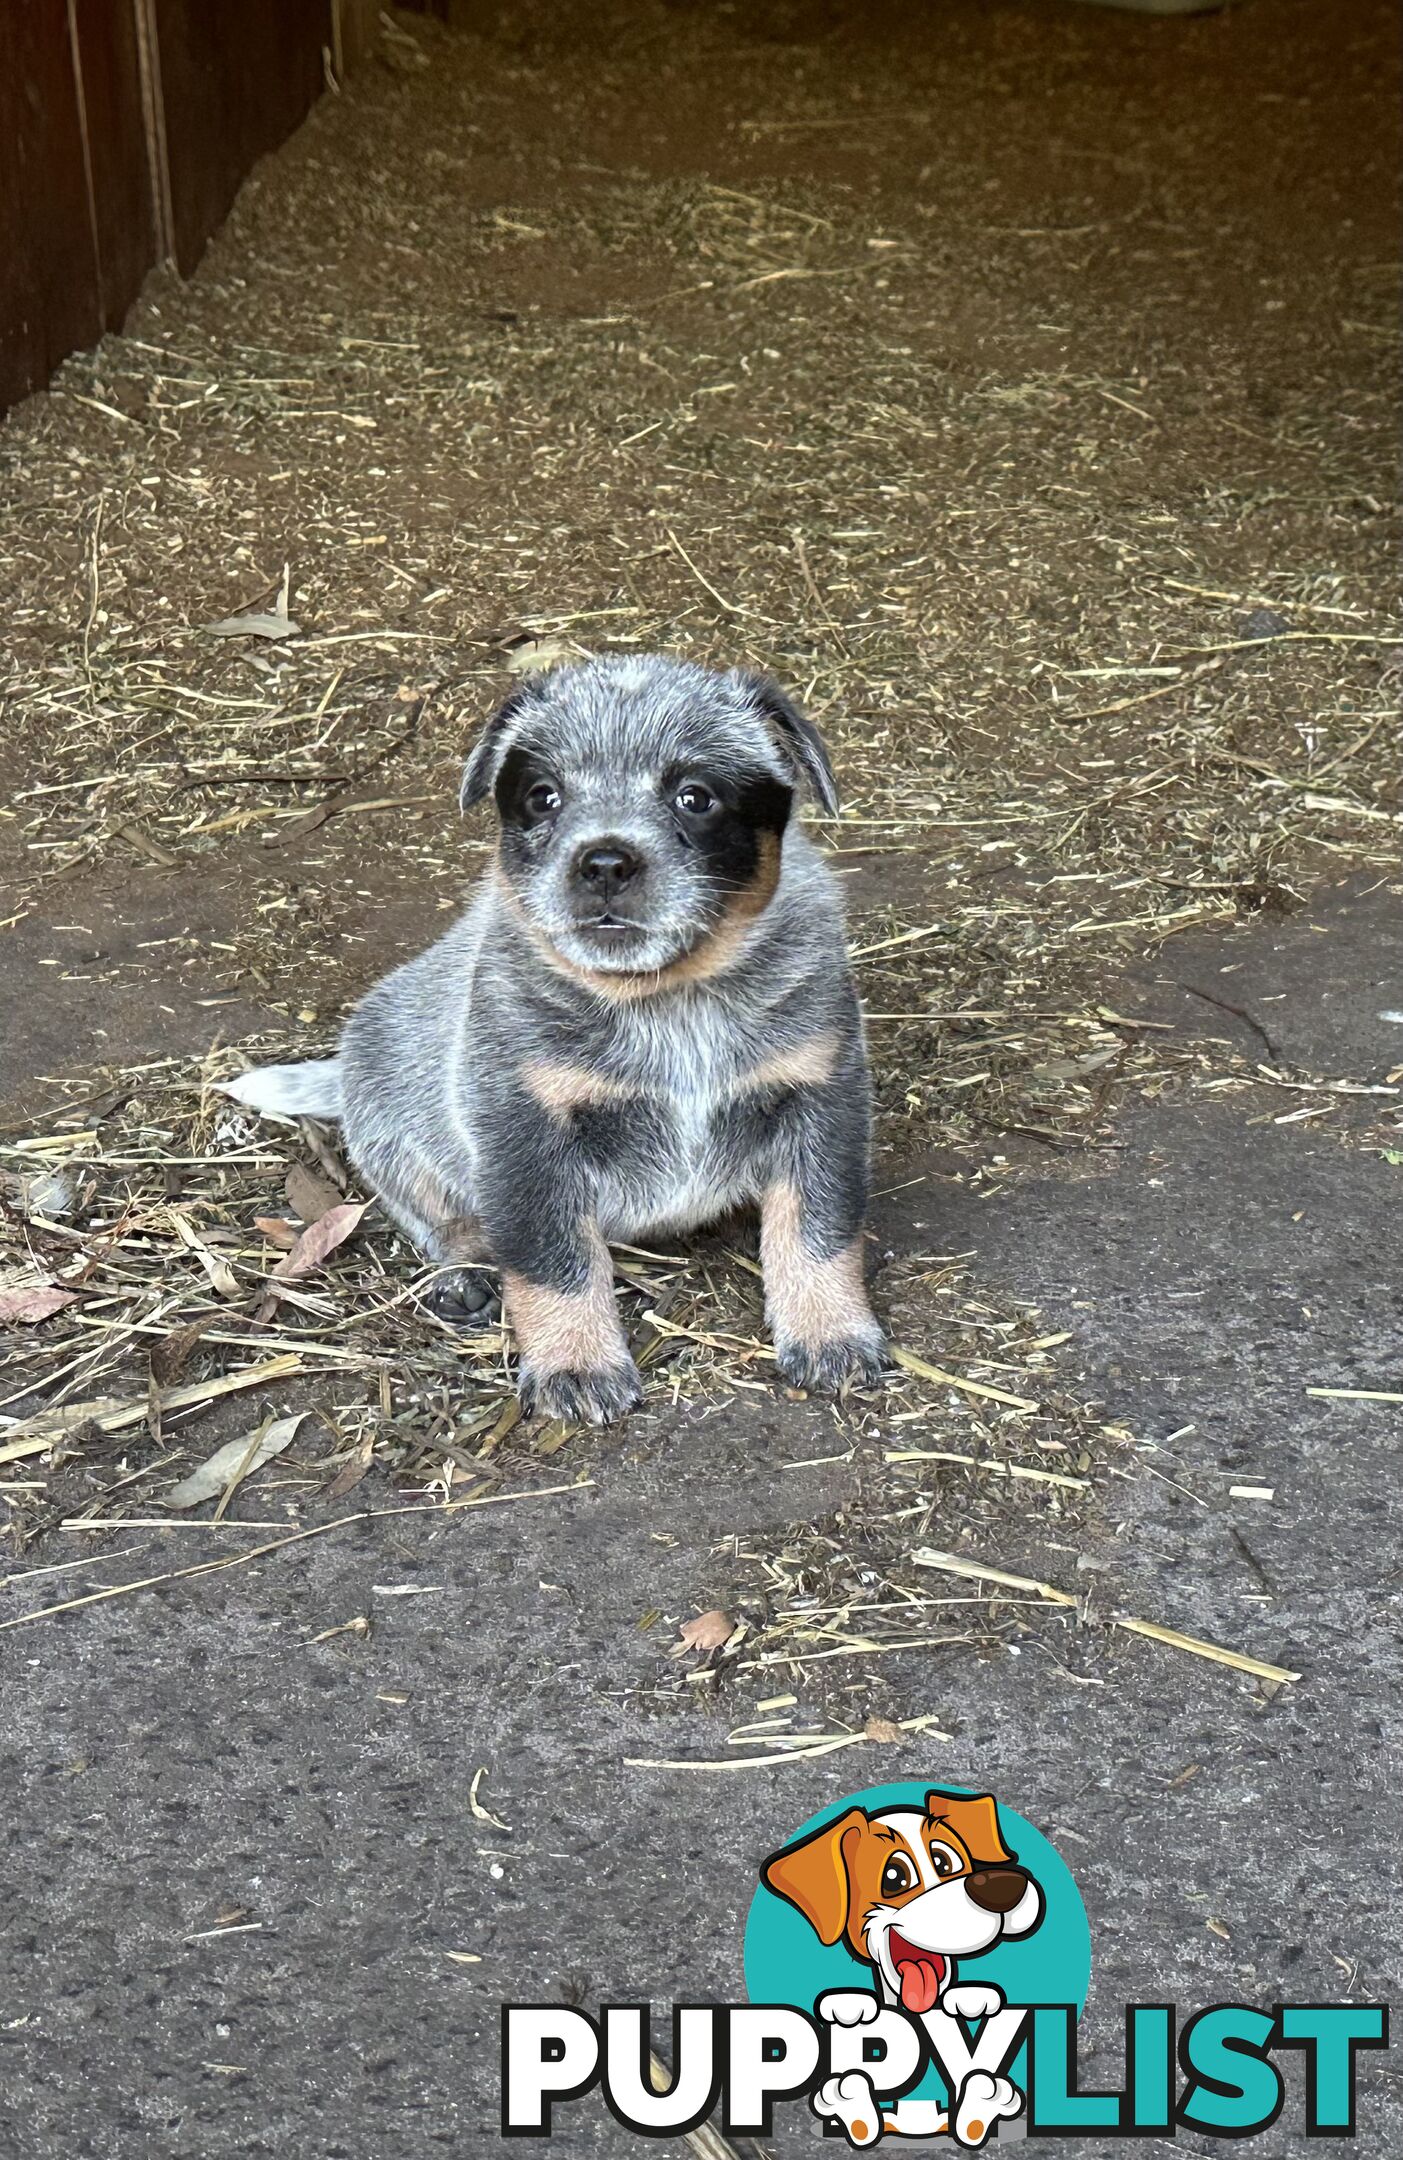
[1, 0, 1397, 1144]
[2, 0, 1400, 1672]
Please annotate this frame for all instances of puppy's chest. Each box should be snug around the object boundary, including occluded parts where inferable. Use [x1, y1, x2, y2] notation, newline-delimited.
[592, 1011, 768, 1230]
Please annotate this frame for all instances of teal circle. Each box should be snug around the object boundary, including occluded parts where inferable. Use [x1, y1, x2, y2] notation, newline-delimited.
[742, 1782, 1091, 2110]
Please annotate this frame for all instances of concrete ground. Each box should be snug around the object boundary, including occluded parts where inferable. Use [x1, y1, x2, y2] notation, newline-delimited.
[6, 882, 1401, 2158]
[2, 1, 1399, 2155]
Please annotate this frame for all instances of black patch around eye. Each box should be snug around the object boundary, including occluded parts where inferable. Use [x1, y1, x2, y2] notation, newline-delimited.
[496, 743, 559, 827]
[734, 770, 793, 836]
[668, 766, 792, 892]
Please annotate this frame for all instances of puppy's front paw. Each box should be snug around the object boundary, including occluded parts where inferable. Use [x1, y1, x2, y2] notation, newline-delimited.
[812, 2070, 883, 2147]
[942, 1983, 1006, 2024]
[816, 1989, 882, 2028]
[953, 2069, 1023, 2148]
[519, 1358, 644, 1427]
[775, 1329, 890, 1396]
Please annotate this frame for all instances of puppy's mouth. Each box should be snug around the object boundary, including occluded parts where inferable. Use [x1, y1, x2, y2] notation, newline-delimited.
[572, 912, 649, 942]
[552, 910, 697, 975]
[887, 1930, 947, 2015]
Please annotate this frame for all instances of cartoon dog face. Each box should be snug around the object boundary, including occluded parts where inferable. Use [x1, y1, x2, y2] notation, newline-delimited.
[762, 1790, 1044, 2014]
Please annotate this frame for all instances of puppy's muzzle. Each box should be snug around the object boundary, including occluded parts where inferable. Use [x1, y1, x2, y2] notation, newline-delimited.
[965, 1866, 1029, 1914]
[576, 839, 642, 903]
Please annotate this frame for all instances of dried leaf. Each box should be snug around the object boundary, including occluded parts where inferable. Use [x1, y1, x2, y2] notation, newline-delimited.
[253, 1214, 301, 1250]
[1032, 1046, 1119, 1080]
[308, 1615, 370, 1644]
[270, 1201, 367, 1283]
[676, 1608, 735, 1655]
[164, 1412, 305, 1509]
[167, 1208, 240, 1298]
[256, 1200, 368, 1316]
[326, 1432, 375, 1500]
[0, 1282, 80, 1324]
[116, 820, 179, 868]
[285, 1163, 343, 1223]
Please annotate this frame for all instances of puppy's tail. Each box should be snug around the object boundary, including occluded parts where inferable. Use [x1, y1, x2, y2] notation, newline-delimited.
[221, 1058, 343, 1120]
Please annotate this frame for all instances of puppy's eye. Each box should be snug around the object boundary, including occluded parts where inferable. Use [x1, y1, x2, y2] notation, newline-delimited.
[929, 1843, 961, 1879]
[674, 781, 717, 818]
[880, 1856, 916, 1899]
[523, 781, 562, 821]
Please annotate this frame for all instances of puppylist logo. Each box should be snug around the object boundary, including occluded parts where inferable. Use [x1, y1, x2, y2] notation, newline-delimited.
[501, 1783, 1388, 2144]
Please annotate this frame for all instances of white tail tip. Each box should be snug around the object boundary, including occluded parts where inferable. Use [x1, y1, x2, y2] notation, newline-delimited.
[220, 1059, 343, 1120]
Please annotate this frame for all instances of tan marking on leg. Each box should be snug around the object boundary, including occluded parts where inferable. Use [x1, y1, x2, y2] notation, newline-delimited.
[761, 1182, 875, 1349]
[739, 1027, 840, 1094]
[495, 837, 782, 1003]
[503, 1227, 630, 1375]
[521, 1058, 639, 1120]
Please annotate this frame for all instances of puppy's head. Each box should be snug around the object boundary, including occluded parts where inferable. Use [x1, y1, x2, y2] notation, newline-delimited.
[762, 1790, 1043, 2014]
[460, 653, 838, 981]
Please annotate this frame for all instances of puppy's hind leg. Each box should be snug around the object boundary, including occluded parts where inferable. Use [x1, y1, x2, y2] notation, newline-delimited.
[421, 1218, 501, 1331]
[351, 1134, 500, 1331]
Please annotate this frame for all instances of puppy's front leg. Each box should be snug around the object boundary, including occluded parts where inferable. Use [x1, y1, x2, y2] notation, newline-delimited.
[761, 1081, 887, 1395]
[476, 1110, 642, 1426]
[502, 1222, 643, 1427]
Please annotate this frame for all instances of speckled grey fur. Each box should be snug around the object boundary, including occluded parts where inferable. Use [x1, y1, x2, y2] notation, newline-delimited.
[227, 654, 886, 1422]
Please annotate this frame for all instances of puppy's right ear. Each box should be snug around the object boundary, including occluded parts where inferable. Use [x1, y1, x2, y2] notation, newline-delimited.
[732, 672, 840, 817]
[761, 1806, 867, 1947]
[459, 686, 534, 811]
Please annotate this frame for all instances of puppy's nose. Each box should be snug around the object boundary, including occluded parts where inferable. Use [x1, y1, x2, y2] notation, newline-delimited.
[965, 1867, 1028, 1914]
[577, 842, 640, 899]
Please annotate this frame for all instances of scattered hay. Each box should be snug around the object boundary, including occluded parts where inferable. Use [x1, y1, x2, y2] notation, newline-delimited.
[0, 17, 1396, 1706]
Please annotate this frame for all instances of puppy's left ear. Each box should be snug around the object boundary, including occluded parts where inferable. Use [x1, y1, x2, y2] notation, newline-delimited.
[736, 672, 840, 816]
[459, 685, 534, 810]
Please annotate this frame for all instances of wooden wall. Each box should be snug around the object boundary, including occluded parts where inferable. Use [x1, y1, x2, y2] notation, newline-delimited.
[0, 0, 341, 415]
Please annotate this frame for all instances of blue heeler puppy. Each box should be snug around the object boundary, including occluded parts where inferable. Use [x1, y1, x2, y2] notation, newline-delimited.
[227, 654, 888, 1424]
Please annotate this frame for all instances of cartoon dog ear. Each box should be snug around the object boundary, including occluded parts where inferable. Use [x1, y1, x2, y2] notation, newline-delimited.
[926, 1791, 1014, 1868]
[459, 684, 536, 811]
[761, 1807, 867, 1946]
[734, 672, 840, 817]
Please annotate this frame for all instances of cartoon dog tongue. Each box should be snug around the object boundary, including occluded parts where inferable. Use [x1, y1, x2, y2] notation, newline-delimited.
[893, 1943, 946, 2014]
